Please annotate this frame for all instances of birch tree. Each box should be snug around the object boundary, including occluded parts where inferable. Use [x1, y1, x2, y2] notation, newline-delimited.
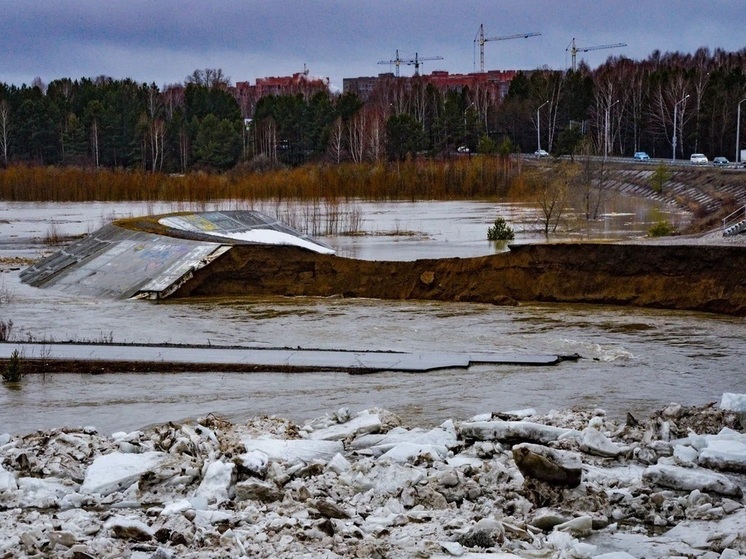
[0, 100, 10, 166]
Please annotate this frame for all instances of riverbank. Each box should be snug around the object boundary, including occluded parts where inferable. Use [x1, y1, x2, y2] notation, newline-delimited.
[172, 241, 746, 316]
[1, 399, 745, 558]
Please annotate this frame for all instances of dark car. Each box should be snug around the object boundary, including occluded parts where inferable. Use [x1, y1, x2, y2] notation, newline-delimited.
[713, 157, 730, 167]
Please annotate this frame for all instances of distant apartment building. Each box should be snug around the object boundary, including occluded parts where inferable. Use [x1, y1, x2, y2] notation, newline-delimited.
[234, 70, 331, 118]
[343, 70, 520, 102]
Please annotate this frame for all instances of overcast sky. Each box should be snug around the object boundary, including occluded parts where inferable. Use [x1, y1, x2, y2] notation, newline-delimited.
[2, 1, 744, 92]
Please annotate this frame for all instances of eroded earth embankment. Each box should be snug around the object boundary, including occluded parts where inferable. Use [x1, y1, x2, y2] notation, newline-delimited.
[172, 243, 746, 316]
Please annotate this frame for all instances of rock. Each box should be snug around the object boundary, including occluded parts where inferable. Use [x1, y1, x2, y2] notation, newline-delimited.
[457, 518, 504, 549]
[69, 546, 96, 559]
[512, 443, 582, 488]
[312, 499, 350, 519]
[662, 403, 684, 418]
[234, 479, 283, 503]
[530, 508, 572, 531]
[106, 517, 153, 541]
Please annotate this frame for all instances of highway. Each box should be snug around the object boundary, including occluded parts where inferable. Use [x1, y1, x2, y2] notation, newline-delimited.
[523, 153, 746, 169]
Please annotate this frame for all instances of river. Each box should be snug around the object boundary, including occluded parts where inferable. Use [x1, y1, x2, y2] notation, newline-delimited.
[1, 198, 744, 435]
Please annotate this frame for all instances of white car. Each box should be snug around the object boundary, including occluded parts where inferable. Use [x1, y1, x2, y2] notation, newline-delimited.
[690, 153, 708, 165]
[534, 149, 549, 158]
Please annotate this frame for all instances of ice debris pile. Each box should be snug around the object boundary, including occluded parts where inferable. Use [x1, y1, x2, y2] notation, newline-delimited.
[2, 395, 746, 558]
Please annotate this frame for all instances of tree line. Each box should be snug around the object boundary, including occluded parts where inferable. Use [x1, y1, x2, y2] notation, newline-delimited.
[0, 47, 745, 172]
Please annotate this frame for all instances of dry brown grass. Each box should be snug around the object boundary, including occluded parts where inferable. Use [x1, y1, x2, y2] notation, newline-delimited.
[0, 159, 518, 203]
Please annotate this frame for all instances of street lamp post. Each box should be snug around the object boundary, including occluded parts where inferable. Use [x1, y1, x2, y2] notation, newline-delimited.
[536, 101, 549, 153]
[604, 99, 620, 162]
[463, 102, 475, 152]
[737, 98, 746, 164]
[672, 94, 690, 162]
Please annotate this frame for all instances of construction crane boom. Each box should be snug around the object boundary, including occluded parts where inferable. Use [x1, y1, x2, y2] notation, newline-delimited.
[474, 25, 541, 73]
[378, 49, 405, 77]
[406, 52, 444, 75]
[378, 50, 443, 77]
[567, 38, 627, 71]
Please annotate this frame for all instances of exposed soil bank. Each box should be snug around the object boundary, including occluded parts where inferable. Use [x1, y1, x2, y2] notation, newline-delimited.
[171, 242, 746, 316]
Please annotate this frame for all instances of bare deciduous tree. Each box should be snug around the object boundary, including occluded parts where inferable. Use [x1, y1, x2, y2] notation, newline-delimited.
[348, 110, 367, 163]
[0, 100, 10, 166]
[328, 116, 345, 164]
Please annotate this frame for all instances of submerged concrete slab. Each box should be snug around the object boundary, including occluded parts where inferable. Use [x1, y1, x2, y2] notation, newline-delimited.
[0, 343, 566, 373]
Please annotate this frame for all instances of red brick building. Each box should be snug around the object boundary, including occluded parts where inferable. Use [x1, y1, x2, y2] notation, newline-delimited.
[343, 70, 520, 101]
[234, 70, 331, 118]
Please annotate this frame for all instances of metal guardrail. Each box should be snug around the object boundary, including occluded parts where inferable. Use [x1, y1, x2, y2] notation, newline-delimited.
[722, 205, 746, 237]
[722, 205, 746, 230]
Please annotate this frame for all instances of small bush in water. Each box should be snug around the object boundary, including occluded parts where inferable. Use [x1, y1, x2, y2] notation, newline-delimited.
[487, 217, 515, 241]
[2, 349, 23, 382]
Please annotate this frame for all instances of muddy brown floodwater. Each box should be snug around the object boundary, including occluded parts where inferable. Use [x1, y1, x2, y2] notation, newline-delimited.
[1, 200, 744, 436]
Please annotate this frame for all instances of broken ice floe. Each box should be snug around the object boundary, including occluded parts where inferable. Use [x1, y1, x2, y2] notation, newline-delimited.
[1, 399, 746, 558]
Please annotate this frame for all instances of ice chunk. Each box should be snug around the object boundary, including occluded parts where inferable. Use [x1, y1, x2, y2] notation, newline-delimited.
[306, 410, 383, 441]
[194, 460, 234, 504]
[82, 451, 169, 496]
[642, 463, 742, 497]
[241, 438, 343, 465]
[0, 463, 17, 492]
[379, 442, 449, 463]
[17, 477, 78, 508]
[698, 438, 746, 472]
[581, 427, 623, 458]
[458, 420, 577, 444]
[720, 393, 746, 411]
[160, 498, 193, 516]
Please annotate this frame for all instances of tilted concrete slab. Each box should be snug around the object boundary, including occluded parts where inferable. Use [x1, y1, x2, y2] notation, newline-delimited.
[20, 224, 227, 299]
[20, 210, 333, 300]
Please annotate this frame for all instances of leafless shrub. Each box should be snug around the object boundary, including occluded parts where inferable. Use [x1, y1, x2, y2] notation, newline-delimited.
[0, 278, 13, 305]
[0, 319, 12, 341]
[44, 221, 63, 245]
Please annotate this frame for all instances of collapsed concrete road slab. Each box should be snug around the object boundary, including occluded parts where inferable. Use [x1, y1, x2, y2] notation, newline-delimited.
[0, 342, 568, 373]
[20, 210, 333, 299]
[19, 210, 746, 315]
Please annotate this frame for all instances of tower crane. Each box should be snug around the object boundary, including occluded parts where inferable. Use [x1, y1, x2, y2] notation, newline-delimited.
[566, 38, 627, 71]
[474, 25, 541, 73]
[378, 50, 444, 77]
[407, 52, 444, 75]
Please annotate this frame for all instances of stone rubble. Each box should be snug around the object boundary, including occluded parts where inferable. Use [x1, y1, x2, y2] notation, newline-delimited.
[1, 400, 746, 558]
